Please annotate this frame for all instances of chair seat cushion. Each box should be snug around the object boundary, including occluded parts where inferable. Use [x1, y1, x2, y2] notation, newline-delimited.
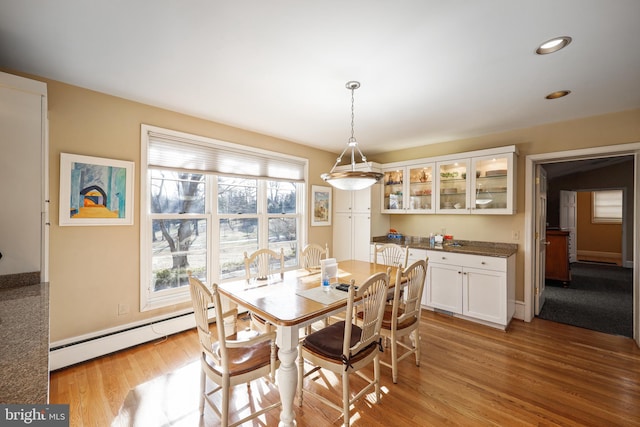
[303, 321, 360, 359]
[380, 305, 417, 330]
[209, 339, 274, 377]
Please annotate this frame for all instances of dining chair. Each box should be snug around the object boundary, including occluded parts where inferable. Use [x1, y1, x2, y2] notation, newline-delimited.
[374, 243, 408, 302]
[187, 273, 280, 427]
[301, 243, 332, 333]
[373, 243, 409, 269]
[297, 268, 390, 426]
[380, 258, 428, 384]
[243, 248, 285, 333]
[244, 248, 285, 281]
[300, 243, 329, 271]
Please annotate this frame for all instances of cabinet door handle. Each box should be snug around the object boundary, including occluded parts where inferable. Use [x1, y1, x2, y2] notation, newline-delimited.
[481, 261, 486, 265]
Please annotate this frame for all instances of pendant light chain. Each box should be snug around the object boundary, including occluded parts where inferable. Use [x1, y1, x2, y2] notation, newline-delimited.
[320, 80, 383, 190]
[350, 85, 356, 142]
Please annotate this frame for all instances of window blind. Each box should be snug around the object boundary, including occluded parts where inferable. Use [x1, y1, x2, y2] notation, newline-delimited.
[147, 130, 306, 182]
[592, 190, 622, 223]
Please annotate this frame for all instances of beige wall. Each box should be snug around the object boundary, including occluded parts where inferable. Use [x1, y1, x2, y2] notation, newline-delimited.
[8, 69, 640, 341]
[576, 192, 623, 254]
[41, 78, 336, 341]
[369, 109, 640, 301]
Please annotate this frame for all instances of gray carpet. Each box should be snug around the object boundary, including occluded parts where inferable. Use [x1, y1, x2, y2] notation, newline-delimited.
[538, 262, 633, 337]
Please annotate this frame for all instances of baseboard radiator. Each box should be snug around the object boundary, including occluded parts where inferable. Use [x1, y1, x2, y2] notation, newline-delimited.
[49, 309, 199, 371]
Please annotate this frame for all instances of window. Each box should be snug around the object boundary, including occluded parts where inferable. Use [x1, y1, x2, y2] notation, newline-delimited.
[141, 125, 307, 311]
[592, 190, 623, 224]
[218, 178, 300, 279]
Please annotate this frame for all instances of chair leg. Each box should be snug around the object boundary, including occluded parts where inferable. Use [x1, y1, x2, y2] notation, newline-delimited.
[414, 329, 421, 367]
[342, 370, 350, 427]
[391, 333, 399, 384]
[270, 339, 277, 382]
[199, 368, 206, 415]
[221, 378, 230, 427]
[374, 353, 381, 403]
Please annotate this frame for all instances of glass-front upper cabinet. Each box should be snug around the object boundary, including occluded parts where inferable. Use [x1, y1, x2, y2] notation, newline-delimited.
[382, 169, 405, 212]
[407, 164, 434, 212]
[435, 159, 470, 213]
[382, 164, 435, 213]
[379, 146, 518, 216]
[471, 153, 515, 214]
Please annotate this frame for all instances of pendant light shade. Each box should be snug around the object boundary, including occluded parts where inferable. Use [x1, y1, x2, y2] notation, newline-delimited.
[321, 81, 383, 191]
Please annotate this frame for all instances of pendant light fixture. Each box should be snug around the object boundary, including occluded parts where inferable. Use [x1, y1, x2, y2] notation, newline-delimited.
[321, 81, 383, 191]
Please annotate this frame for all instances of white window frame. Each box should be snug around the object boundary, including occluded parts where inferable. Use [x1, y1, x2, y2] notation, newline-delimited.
[140, 125, 308, 312]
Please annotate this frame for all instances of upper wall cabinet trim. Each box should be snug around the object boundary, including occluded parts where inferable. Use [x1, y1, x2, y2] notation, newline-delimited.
[0, 72, 47, 96]
[382, 145, 518, 169]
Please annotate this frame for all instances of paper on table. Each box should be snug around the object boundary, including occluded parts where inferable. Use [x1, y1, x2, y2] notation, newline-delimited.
[296, 286, 348, 305]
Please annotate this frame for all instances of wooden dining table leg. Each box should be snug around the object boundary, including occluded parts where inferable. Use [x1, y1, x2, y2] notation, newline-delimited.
[276, 324, 299, 427]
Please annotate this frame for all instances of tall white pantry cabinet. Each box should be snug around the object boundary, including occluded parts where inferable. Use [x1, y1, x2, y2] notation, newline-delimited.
[0, 71, 49, 280]
[332, 180, 388, 262]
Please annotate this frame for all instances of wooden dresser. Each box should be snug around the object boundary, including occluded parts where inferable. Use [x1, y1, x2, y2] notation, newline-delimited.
[545, 229, 571, 282]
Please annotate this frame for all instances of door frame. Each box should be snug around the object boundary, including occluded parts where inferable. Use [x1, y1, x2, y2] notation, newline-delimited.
[524, 143, 640, 346]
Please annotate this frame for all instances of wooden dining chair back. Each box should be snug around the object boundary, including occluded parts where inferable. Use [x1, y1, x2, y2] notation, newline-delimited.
[381, 258, 428, 383]
[244, 248, 285, 281]
[374, 243, 408, 301]
[188, 273, 280, 426]
[297, 268, 390, 426]
[243, 248, 284, 334]
[300, 243, 329, 271]
[373, 243, 409, 269]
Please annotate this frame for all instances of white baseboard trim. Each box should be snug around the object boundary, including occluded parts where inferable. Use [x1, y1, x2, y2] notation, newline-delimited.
[514, 300, 525, 321]
[49, 309, 198, 371]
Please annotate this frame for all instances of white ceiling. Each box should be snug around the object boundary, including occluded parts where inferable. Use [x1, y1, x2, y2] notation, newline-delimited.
[1, 1, 639, 156]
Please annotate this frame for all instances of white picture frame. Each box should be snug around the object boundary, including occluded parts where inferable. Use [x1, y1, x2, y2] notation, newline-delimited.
[59, 153, 134, 226]
[311, 185, 332, 226]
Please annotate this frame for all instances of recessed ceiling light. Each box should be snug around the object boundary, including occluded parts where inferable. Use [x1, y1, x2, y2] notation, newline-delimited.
[536, 36, 572, 54]
[545, 90, 571, 99]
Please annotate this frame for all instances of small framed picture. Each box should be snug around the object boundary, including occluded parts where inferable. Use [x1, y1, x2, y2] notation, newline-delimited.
[311, 185, 332, 226]
[59, 153, 135, 226]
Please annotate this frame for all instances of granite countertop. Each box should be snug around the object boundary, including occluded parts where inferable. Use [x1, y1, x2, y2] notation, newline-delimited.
[372, 235, 517, 258]
[0, 276, 49, 404]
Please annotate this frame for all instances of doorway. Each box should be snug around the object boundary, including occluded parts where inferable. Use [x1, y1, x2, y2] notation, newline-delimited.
[524, 145, 640, 346]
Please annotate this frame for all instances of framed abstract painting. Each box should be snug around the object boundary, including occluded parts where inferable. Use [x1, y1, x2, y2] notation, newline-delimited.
[59, 153, 134, 226]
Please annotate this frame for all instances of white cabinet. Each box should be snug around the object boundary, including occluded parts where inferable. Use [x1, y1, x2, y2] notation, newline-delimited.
[0, 72, 48, 279]
[407, 247, 428, 265]
[333, 180, 388, 262]
[470, 153, 516, 214]
[435, 159, 471, 214]
[425, 260, 463, 313]
[381, 145, 518, 215]
[381, 163, 435, 214]
[463, 266, 507, 324]
[424, 250, 515, 329]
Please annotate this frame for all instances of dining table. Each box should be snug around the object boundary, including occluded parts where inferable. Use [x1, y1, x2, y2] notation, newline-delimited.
[217, 259, 397, 427]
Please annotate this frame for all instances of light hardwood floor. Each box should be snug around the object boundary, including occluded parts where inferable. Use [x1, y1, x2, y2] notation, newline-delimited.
[49, 311, 640, 426]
